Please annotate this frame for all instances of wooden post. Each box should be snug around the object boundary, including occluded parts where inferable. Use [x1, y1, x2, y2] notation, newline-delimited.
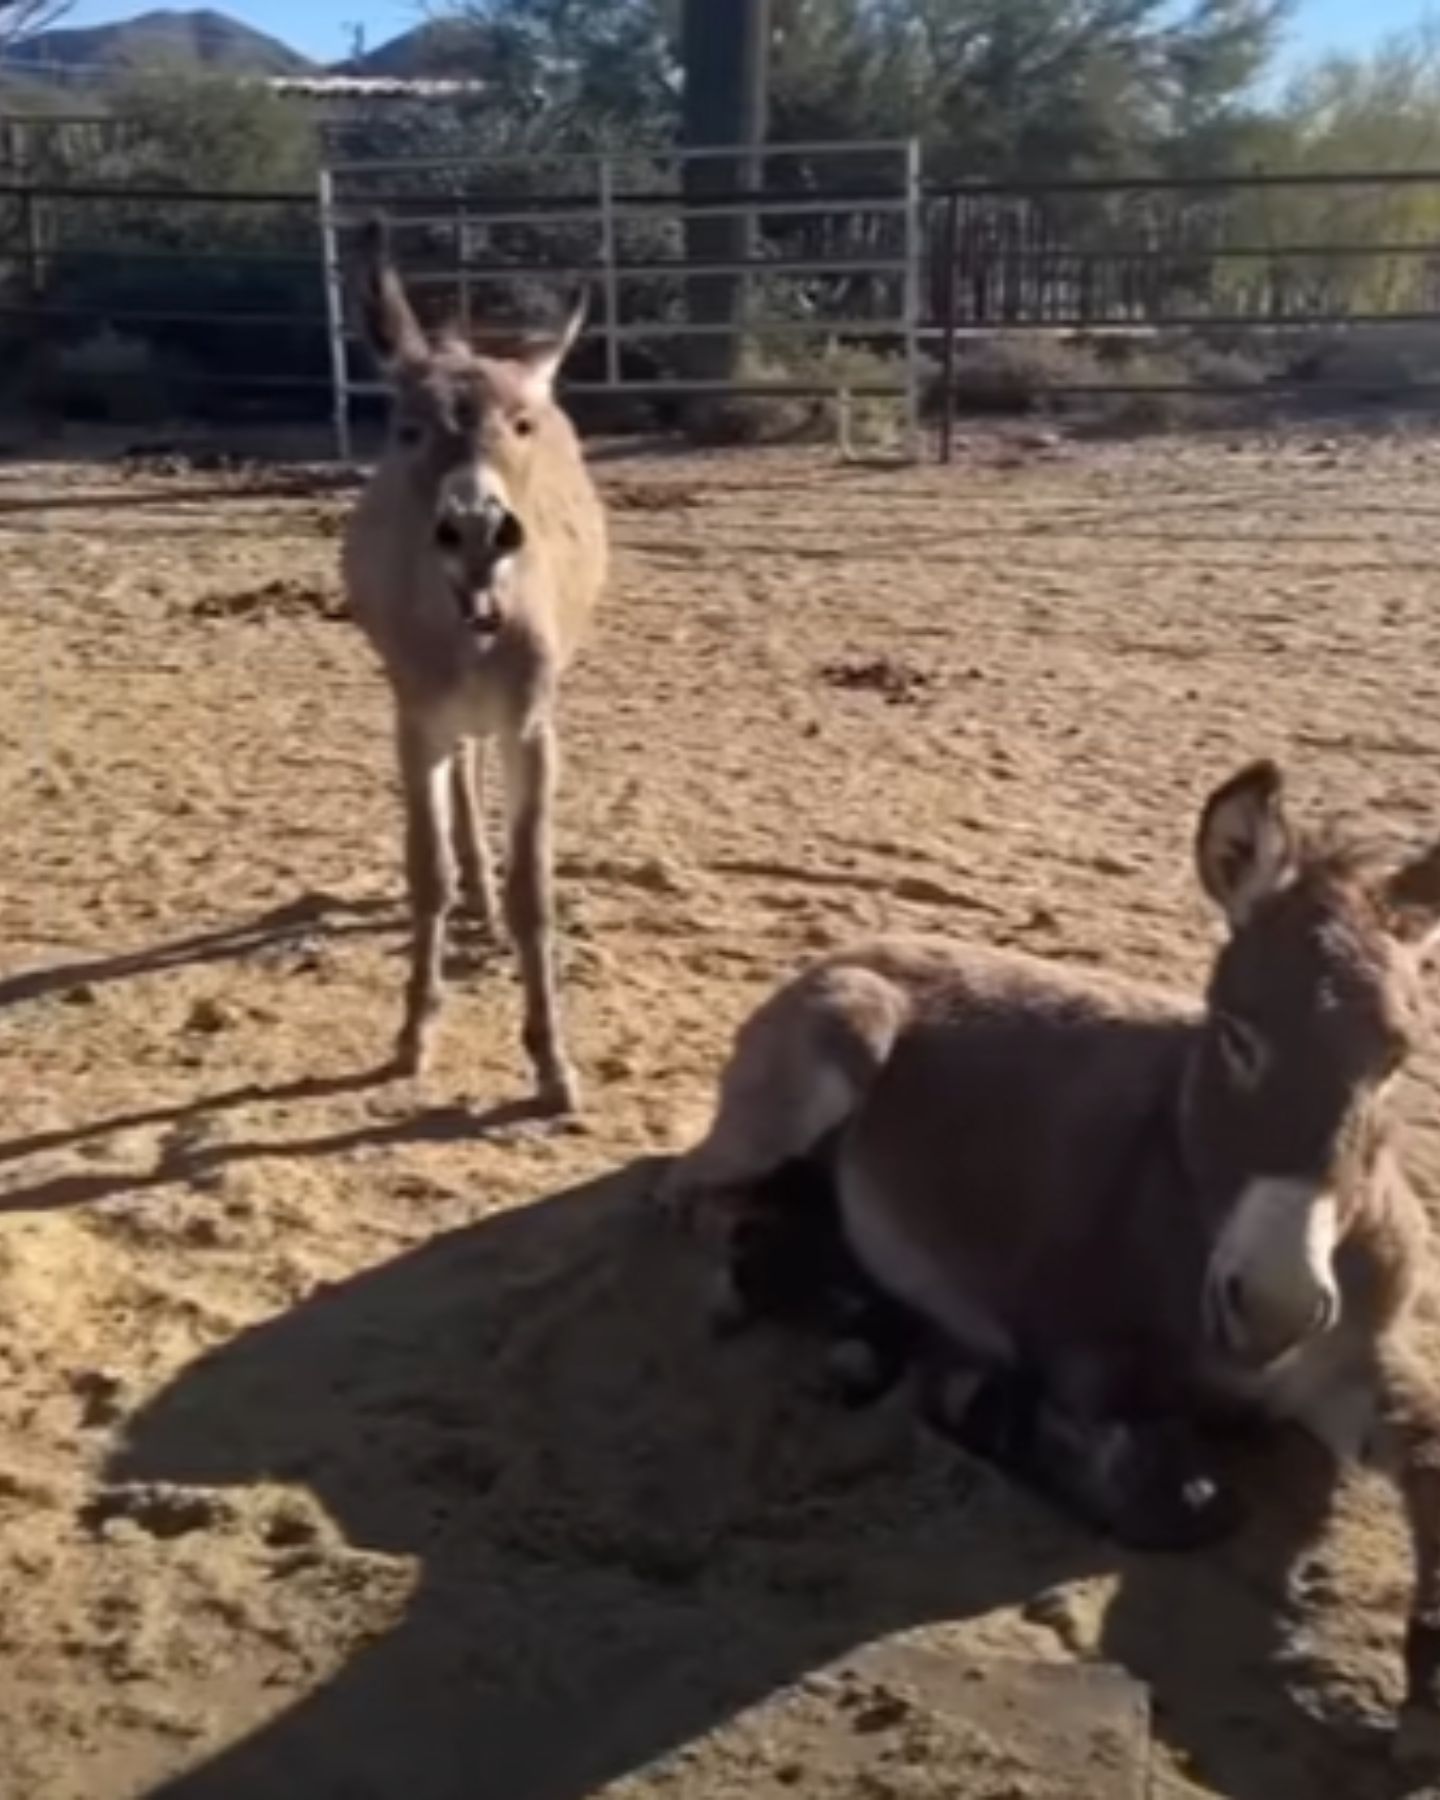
[680, 0, 772, 386]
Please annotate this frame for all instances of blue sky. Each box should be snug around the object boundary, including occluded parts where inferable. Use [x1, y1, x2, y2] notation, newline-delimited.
[41, 0, 1440, 71]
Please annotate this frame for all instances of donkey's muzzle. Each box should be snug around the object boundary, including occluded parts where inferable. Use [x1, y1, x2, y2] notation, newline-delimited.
[434, 498, 526, 637]
[1204, 1264, 1338, 1367]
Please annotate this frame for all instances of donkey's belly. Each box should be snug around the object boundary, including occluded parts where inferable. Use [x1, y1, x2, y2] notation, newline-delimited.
[837, 1164, 1015, 1364]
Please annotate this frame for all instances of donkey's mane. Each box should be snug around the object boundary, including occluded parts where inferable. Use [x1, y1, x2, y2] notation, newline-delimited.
[1295, 824, 1387, 891]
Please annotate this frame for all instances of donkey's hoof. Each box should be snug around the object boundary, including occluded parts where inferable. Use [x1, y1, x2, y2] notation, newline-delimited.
[391, 1033, 430, 1080]
[1110, 1473, 1244, 1552]
[1105, 1431, 1245, 1552]
[458, 888, 503, 935]
[535, 1068, 582, 1118]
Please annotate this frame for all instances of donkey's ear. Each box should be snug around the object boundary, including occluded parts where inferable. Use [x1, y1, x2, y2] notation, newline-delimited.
[1195, 759, 1296, 926]
[513, 289, 589, 403]
[355, 218, 429, 372]
[1381, 842, 1440, 951]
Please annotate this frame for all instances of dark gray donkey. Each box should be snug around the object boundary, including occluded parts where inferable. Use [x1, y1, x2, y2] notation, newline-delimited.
[663, 759, 1440, 1764]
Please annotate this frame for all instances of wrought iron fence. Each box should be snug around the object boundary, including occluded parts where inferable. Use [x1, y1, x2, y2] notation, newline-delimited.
[6, 152, 1440, 459]
[928, 168, 1440, 459]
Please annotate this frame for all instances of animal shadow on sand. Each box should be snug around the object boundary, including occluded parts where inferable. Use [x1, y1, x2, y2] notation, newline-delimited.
[110, 1159, 1404, 1800]
[0, 891, 400, 1014]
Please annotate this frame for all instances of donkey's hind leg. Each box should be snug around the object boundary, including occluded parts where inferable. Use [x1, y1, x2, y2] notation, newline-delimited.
[394, 714, 458, 1078]
[711, 1152, 921, 1402]
[658, 962, 907, 1225]
[451, 737, 501, 941]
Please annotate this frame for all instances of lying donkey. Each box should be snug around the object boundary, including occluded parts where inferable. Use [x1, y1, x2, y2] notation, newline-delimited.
[661, 759, 1440, 1756]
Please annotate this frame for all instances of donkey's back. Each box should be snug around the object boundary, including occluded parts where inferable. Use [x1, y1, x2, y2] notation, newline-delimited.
[669, 933, 1205, 1364]
[844, 951, 1205, 1361]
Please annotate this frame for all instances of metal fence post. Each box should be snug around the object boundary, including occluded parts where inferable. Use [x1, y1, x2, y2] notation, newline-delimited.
[18, 185, 42, 300]
[316, 165, 353, 464]
[597, 154, 621, 388]
[902, 136, 923, 462]
[938, 191, 959, 465]
[457, 198, 472, 336]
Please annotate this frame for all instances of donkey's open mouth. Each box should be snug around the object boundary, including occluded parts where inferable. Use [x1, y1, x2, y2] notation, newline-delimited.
[434, 501, 522, 639]
[450, 579, 504, 638]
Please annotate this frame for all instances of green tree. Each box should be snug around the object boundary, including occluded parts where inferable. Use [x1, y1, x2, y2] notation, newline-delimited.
[435, 0, 679, 149]
[765, 0, 1286, 177]
[1210, 22, 1440, 317]
[96, 64, 318, 193]
[429, 0, 1286, 174]
[34, 70, 324, 413]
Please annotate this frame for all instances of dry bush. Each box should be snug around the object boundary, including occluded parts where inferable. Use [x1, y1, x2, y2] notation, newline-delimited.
[682, 339, 907, 449]
[947, 332, 1277, 434]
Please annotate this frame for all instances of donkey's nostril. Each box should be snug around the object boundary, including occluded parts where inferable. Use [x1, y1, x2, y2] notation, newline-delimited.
[494, 510, 525, 555]
[1223, 1272, 1246, 1322]
[434, 517, 463, 552]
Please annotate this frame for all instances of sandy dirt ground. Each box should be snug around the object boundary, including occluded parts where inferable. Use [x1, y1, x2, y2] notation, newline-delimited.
[5, 427, 1440, 1800]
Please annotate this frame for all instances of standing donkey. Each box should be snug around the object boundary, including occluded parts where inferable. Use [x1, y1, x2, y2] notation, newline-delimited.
[662, 760, 1440, 1757]
[343, 224, 607, 1112]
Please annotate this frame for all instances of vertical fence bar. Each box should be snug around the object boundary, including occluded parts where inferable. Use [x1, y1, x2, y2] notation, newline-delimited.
[939, 191, 959, 465]
[316, 166, 352, 463]
[456, 197, 471, 336]
[598, 155, 621, 388]
[19, 185, 41, 301]
[902, 135, 923, 461]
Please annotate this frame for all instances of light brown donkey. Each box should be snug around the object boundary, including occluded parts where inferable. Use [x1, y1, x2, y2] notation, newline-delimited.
[662, 760, 1440, 1756]
[342, 224, 606, 1111]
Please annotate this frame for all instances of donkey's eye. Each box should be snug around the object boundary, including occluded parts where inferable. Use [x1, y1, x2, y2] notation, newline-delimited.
[512, 414, 535, 438]
[1217, 1013, 1268, 1088]
[397, 419, 424, 447]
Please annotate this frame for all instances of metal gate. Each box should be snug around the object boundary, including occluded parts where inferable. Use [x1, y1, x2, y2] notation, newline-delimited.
[317, 138, 924, 461]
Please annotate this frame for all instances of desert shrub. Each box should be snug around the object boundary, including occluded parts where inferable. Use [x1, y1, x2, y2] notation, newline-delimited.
[9, 69, 327, 421]
[949, 335, 1113, 414]
[46, 327, 180, 423]
[943, 330, 1281, 433]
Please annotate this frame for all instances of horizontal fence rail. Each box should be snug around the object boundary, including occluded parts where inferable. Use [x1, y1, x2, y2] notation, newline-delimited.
[5, 148, 1440, 458]
[320, 138, 925, 459]
[927, 167, 1440, 460]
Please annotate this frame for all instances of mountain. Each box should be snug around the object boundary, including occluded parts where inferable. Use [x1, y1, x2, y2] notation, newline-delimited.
[347, 18, 481, 79]
[6, 8, 315, 77]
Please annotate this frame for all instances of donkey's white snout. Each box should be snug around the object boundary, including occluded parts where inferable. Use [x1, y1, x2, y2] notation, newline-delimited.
[434, 491, 525, 559]
[1205, 1178, 1341, 1366]
[434, 474, 526, 638]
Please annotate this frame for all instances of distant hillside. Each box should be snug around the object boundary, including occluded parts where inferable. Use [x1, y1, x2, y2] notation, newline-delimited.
[348, 18, 482, 78]
[6, 8, 314, 77]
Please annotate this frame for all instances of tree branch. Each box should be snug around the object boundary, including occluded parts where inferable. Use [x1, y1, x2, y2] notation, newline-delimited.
[0, 0, 73, 58]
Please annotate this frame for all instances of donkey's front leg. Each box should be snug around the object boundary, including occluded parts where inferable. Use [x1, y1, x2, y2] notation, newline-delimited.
[926, 1357, 1243, 1553]
[451, 736, 502, 939]
[1372, 1339, 1440, 1766]
[501, 716, 578, 1115]
[394, 714, 457, 1078]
